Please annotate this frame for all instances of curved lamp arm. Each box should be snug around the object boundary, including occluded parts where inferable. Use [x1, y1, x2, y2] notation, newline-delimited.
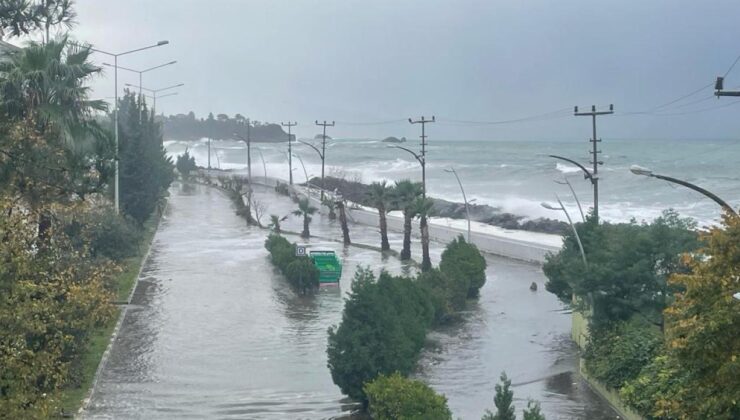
[549, 154, 594, 184]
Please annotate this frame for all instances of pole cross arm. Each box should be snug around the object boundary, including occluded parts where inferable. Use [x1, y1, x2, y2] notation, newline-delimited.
[549, 155, 594, 184]
[394, 145, 424, 165]
[298, 140, 323, 159]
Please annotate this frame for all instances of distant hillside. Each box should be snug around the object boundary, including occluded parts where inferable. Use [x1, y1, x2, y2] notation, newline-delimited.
[163, 112, 292, 142]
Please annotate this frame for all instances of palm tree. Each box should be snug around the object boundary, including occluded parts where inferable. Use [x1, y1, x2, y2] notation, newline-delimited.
[367, 180, 393, 251]
[292, 197, 317, 238]
[0, 37, 107, 239]
[414, 196, 434, 271]
[268, 214, 287, 233]
[393, 180, 423, 260]
[321, 196, 336, 220]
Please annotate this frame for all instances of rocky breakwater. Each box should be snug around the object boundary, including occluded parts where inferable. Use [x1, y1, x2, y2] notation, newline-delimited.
[310, 176, 568, 235]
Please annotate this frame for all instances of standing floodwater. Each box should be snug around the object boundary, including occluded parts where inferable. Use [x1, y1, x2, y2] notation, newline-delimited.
[83, 183, 615, 419]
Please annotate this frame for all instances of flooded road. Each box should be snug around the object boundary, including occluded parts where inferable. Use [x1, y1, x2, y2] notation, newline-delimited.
[83, 183, 616, 419]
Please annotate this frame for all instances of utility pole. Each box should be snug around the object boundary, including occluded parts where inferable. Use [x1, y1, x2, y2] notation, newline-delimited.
[574, 105, 613, 222]
[281, 122, 297, 185]
[315, 120, 334, 200]
[233, 119, 252, 183]
[408, 116, 435, 197]
[207, 137, 211, 170]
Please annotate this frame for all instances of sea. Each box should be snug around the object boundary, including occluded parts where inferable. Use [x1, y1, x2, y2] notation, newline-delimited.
[164, 137, 739, 227]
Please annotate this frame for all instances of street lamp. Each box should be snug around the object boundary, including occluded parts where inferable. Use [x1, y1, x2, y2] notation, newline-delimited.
[233, 120, 252, 183]
[542, 195, 587, 266]
[554, 178, 586, 222]
[444, 167, 472, 242]
[125, 82, 184, 113]
[77, 39, 170, 213]
[298, 140, 326, 199]
[314, 120, 335, 200]
[549, 154, 595, 220]
[630, 165, 738, 217]
[102, 60, 176, 99]
[255, 148, 268, 181]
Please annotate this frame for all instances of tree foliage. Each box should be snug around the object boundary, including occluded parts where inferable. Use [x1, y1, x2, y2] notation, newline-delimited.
[364, 372, 452, 420]
[0, 200, 116, 418]
[175, 149, 196, 180]
[264, 233, 319, 293]
[327, 268, 434, 403]
[482, 372, 516, 420]
[117, 91, 174, 225]
[543, 210, 699, 328]
[622, 212, 740, 419]
[583, 318, 662, 389]
[440, 235, 487, 298]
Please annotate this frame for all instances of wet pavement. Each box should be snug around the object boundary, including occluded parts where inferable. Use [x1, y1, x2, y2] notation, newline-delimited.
[82, 183, 617, 419]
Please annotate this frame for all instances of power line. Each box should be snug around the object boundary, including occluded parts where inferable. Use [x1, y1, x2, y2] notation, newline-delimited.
[334, 119, 407, 126]
[723, 53, 740, 78]
[437, 108, 572, 126]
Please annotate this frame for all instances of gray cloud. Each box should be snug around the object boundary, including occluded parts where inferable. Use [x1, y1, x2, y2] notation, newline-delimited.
[71, 0, 740, 141]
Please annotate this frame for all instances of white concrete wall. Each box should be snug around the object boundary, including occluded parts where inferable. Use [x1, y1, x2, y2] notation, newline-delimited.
[253, 176, 561, 264]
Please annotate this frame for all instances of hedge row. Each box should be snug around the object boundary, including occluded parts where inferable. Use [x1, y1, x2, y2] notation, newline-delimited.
[264, 233, 319, 293]
[327, 235, 487, 404]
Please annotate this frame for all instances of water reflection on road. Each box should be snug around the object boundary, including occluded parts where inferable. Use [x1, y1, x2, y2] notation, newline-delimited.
[83, 183, 615, 419]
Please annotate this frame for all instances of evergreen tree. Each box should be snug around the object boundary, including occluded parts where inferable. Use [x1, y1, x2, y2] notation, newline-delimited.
[522, 400, 545, 420]
[118, 91, 174, 224]
[482, 372, 516, 420]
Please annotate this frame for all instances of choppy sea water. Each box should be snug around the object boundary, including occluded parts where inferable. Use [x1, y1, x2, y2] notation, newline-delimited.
[165, 137, 739, 226]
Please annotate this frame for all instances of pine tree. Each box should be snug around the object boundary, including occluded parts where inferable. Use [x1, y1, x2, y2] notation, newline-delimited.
[482, 372, 516, 420]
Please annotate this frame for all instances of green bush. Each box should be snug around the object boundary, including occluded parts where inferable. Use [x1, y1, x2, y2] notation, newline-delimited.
[285, 259, 320, 293]
[418, 268, 465, 323]
[175, 150, 197, 179]
[63, 208, 143, 262]
[327, 268, 434, 403]
[364, 372, 452, 420]
[440, 235, 487, 298]
[583, 319, 663, 389]
[275, 182, 290, 196]
[264, 233, 319, 293]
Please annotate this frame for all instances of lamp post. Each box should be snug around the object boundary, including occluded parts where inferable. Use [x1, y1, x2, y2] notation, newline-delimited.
[444, 167, 472, 242]
[549, 154, 595, 219]
[102, 60, 176, 99]
[281, 122, 297, 185]
[554, 178, 586, 222]
[298, 140, 325, 198]
[80, 40, 170, 213]
[315, 120, 334, 200]
[542, 196, 587, 266]
[233, 119, 252, 183]
[256, 148, 267, 181]
[125, 82, 184, 114]
[630, 165, 738, 217]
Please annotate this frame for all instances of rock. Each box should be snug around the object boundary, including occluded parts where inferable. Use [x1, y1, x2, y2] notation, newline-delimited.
[530, 282, 538, 291]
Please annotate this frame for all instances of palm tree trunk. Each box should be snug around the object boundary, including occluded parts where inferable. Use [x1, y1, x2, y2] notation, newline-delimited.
[420, 214, 431, 271]
[337, 202, 351, 245]
[379, 209, 390, 251]
[302, 215, 310, 238]
[401, 212, 412, 260]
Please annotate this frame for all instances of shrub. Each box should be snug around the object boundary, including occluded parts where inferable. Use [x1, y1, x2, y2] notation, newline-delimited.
[63, 208, 143, 262]
[418, 268, 465, 323]
[583, 319, 663, 389]
[175, 149, 197, 179]
[264, 233, 319, 293]
[327, 268, 434, 403]
[285, 258, 320, 293]
[440, 235, 487, 298]
[364, 372, 452, 420]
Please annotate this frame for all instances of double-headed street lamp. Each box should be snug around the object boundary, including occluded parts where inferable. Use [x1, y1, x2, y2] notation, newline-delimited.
[630, 165, 738, 218]
[542, 196, 587, 266]
[125, 82, 184, 113]
[298, 140, 325, 199]
[79, 40, 170, 213]
[102, 60, 176, 99]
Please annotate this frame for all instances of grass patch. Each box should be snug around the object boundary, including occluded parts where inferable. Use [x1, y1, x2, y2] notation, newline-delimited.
[57, 213, 161, 416]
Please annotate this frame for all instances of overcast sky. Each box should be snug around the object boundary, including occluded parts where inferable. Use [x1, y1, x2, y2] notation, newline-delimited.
[66, 0, 740, 140]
